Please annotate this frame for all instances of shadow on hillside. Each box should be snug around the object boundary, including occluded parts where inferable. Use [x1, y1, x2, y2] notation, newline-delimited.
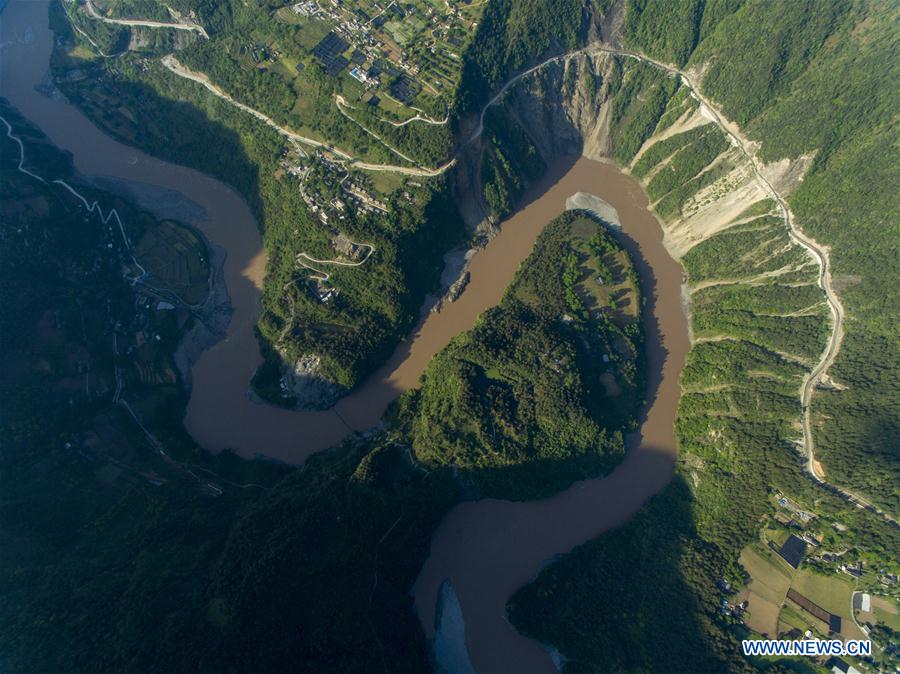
[507, 475, 740, 672]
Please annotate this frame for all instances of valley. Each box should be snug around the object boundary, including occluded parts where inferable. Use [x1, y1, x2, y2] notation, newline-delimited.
[1, 1, 897, 673]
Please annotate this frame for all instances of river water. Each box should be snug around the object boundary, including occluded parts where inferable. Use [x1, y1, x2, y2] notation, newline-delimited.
[1, 2, 689, 671]
[414, 160, 690, 673]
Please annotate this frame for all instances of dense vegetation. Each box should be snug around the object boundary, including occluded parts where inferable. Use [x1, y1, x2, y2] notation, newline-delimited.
[480, 106, 546, 218]
[504, 0, 899, 670]
[52, 1, 465, 397]
[1, 101, 271, 671]
[627, 0, 900, 510]
[0, 119, 442, 663]
[7, 0, 897, 671]
[175, 34, 453, 167]
[608, 61, 680, 164]
[94, 0, 171, 22]
[454, 0, 589, 116]
[1, 101, 648, 671]
[399, 213, 643, 499]
[510, 479, 760, 673]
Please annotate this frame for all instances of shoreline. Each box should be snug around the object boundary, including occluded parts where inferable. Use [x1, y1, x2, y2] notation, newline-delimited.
[415, 158, 691, 674]
[83, 172, 236, 403]
[3, 5, 691, 671]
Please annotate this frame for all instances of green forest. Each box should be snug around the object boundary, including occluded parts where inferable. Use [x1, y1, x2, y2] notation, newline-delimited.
[51, 0, 466, 398]
[493, 1, 900, 671]
[3, 0, 898, 671]
[629, 0, 900, 512]
[1, 102, 647, 672]
[399, 213, 643, 499]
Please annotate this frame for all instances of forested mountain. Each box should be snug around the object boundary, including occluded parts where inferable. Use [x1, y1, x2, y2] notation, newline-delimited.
[1, 0, 897, 672]
[626, 0, 899, 512]
[473, 1, 899, 670]
[0, 111, 645, 668]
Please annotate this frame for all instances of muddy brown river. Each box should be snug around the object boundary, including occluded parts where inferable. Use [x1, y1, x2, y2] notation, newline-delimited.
[2, 2, 689, 671]
[414, 160, 690, 673]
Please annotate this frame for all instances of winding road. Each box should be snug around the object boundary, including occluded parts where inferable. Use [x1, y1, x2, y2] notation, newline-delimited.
[384, 108, 448, 127]
[596, 48, 846, 485]
[98, 0, 888, 520]
[296, 242, 376, 282]
[162, 57, 457, 177]
[5, 3, 895, 672]
[69, 0, 894, 528]
[84, 0, 208, 38]
[161, 56, 351, 159]
[335, 94, 420, 164]
[2, 113, 151, 283]
[467, 43, 894, 524]
[594, 48, 894, 524]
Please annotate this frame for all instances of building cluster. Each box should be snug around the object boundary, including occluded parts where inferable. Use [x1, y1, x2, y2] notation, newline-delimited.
[720, 597, 748, 621]
[716, 578, 748, 622]
[771, 495, 897, 591]
[775, 494, 816, 526]
[875, 570, 897, 587]
[296, 0, 477, 102]
[280, 149, 396, 303]
[303, 274, 339, 303]
[284, 149, 389, 224]
[234, 36, 282, 65]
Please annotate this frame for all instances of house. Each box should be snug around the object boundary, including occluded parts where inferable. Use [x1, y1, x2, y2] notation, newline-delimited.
[841, 562, 864, 578]
[774, 512, 794, 526]
[828, 613, 842, 634]
[350, 67, 372, 84]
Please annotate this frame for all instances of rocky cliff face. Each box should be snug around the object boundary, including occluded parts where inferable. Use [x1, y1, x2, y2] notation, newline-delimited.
[503, 54, 610, 160]
[282, 354, 346, 410]
[474, 51, 811, 261]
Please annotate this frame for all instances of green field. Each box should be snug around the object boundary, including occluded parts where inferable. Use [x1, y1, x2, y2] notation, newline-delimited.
[738, 546, 793, 636]
[863, 596, 900, 631]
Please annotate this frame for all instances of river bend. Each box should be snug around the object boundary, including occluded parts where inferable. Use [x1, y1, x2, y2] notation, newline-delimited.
[1, 3, 689, 671]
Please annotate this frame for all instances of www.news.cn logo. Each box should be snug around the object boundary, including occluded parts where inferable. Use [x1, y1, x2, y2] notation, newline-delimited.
[742, 639, 871, 657]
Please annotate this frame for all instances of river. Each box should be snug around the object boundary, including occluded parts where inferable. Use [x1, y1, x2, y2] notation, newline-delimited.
[414, 160, 690, 673]
[1, 2, 689, 671]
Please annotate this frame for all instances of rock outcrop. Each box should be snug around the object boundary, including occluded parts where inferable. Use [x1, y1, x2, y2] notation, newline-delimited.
[282, 354, 346, 410]
[480, 52, 813, 260]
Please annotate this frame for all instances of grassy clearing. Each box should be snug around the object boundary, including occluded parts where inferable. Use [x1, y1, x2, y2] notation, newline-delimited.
[870, 597, 900, 630]
[777, 602, 811, 634]
[741, 546, 793, 604]
[739, 545, 793, 636]
[790, 569, 857, 619]
[365, 170, 406, 195]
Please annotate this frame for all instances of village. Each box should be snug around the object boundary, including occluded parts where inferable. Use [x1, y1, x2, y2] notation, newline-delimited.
[725, 492, 899, 673]
[285, 0, 481, 105]
[277, 146, 424, 303]
[71, 0, 479, 311]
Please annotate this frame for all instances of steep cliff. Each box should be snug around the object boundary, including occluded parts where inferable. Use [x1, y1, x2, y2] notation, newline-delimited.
[487, 51, 814, 260]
